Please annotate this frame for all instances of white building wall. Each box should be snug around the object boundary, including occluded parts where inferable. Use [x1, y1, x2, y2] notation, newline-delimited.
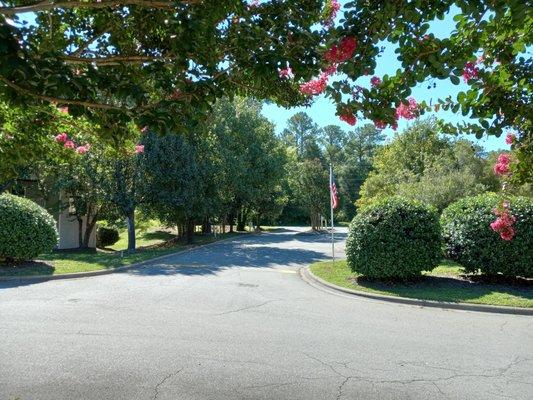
[57, 210, 96, 249]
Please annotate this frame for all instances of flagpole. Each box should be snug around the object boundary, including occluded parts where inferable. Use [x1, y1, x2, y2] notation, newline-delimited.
[329, 164, 335, 264]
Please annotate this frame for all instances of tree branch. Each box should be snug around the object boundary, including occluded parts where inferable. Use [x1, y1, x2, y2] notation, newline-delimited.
[0, 76, 132, 111]
[61, 55, 177, 65]
[0, 0, 198, 15]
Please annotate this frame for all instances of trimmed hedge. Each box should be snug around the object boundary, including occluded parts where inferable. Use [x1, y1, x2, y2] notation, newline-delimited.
[0, 193, 58, 261]
[441, 193, 533, 278]
[346, 197, 441, 279]
[96, 226, 120, 248]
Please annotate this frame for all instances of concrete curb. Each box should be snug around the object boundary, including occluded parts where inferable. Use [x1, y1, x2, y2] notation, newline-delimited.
[300, 266, 533, 316]
[0, 233, 255, 283]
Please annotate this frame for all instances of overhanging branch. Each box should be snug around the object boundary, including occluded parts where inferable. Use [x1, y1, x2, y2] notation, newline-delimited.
[0, 0, 198, 15]
[0, 76, 132, 111]
[61, 55, 177, 66]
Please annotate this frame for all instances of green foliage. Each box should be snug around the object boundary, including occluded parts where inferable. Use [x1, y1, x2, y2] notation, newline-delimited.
[0, 193, 58, 261]
[346, 197, 441, 279]
[96, 226, 120, 248]
[328, 2, 532, 183]
[358, 119, 499, 211]
[441, 193, 533, 278]
[139, 132, 197, 226]
[0, 1, 323, 132]
[289, 158, 329, 229]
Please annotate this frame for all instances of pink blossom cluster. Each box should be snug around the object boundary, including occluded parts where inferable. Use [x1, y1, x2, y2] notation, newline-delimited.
[299, 72, 329, 96]
[339, 112, 357, 126]
[140, 126, 149, 134]
[323, 0, 341, 28]
[493, 153, 511, 176]
[278, 66, 294, 80]
[462, 61, 479, 83]
[135, 144, 145, 154]
[395, 97, 418, 120]
[55, 132, 90, 154]
[370, 76, 381, 87]
[323, 36, 357, 64]
[490, 204, 516, 241]
[58, 106, 69, 114]
[298, 36, 356, 99]
[505, 132, 516, 145]
[373, 119, 398, 131]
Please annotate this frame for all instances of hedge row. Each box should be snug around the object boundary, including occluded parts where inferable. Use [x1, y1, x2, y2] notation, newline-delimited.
[347, 194, 532, 279]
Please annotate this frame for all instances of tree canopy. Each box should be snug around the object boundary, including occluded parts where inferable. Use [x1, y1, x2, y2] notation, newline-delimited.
[0, 0, 324, 132]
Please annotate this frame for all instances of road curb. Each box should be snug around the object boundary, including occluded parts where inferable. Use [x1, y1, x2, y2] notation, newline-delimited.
[0, 233, 255, 283]
[300, 266, 533, 316]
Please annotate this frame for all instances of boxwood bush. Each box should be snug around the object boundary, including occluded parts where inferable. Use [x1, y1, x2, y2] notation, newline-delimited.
[0, 193, 58, 261]
[346, 197, 441, 279]
[441, 193, 533, 278]
[96, 226, 120, 248]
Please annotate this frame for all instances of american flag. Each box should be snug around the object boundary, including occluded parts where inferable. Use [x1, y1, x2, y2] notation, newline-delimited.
[330, 171, 339, 210]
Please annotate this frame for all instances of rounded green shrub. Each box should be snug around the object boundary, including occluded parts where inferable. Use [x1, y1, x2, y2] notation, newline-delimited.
[346, 197, 441, 279]
[0, 193, 58, 261]
[96, 226, 120, 248]
[441, 193, 533, 278]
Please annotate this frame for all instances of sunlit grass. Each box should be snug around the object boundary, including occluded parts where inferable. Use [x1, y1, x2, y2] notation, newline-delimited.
[310, 259, 533, 308]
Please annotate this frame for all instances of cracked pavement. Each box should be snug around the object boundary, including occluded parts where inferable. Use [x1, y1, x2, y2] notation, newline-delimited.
[0, 227, 532, 400]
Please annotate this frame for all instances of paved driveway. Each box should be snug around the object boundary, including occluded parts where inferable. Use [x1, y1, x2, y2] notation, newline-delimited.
[1, 227, 531, 400]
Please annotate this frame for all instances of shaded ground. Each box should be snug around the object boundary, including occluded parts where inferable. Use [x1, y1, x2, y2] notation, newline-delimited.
[0, 232, 244, 277]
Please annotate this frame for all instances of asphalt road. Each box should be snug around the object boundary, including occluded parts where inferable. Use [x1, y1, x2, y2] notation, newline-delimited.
[1, 227, 532, 400]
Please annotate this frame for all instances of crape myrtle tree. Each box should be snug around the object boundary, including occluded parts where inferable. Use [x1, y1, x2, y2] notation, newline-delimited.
[295, 1, 531, 184]
[0, 100, 71, 190]
[0, 0, 327, 134]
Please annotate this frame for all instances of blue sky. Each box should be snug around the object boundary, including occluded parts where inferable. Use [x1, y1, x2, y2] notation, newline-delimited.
[261, 2, 507, 152]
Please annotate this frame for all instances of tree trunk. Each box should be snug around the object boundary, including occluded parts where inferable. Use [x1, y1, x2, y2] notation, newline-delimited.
[126, 212, 136, 252]
[77, 216, 84, 248]
[82, 207, 98, 248]
[202, 217, 211, 234]
[228, 210, 235, 233]
[237, 208, 248, 231]
[186, 218, 195, 244]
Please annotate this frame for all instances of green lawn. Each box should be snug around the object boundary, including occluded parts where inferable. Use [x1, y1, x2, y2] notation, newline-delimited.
[310, 260, 533, 308]
[0, 231, 242, 277]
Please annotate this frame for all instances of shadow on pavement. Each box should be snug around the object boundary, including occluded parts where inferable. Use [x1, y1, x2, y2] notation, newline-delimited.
[125, 245, 328, 277]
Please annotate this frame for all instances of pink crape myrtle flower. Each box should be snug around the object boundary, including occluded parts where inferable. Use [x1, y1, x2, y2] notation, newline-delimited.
[140, 126, 149, 134]
[462, 61, 479, 83]
[55, 132, 68, 143]
[323, 36, 357, 64]
[299, 72, 329, 96]
[323, 0, 341, 27]
[58, 106, 69, 114]
[370, 76, 382, 87]
[505, 133, 516, 145]
[373, 120, 387, 129]
[395, 97, 418, 120]
[64, 140, 75, 149]
[339, 112, 356, 126]
[75, 144, 90, 154]
[490, 206, 517, 241]
[278, 62, 294, 79]
[135, 144, 145, 154]
[493, 152, 512, 176]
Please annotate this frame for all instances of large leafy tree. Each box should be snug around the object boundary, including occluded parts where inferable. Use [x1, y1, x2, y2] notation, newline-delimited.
[357, 119, 499, 211]
[0, 1, 325, 133]
[336, 123, 384, 220]
[210, 97, 287, 231]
